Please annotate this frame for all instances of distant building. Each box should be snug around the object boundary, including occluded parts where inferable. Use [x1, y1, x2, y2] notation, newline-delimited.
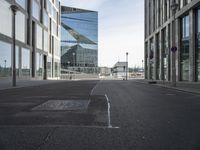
[99, 67, 112, 76]
[61, 6, 98, 74]
[145, 0, 200, 82]
[0, 0, 61, 80]
[112, 62, 127, 79]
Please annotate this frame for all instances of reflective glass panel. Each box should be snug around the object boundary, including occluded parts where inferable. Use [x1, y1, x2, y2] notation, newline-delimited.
[0, 41, 11, 77]
[21, 48, 30, 77]
[181, 15, 190, 81]
[44, 30, 49, 52]
[0, 1, 12, 37]
[37, 24, 43, 50]
[32, 0, 40, 20]
[16, 0, 26, 9]
[47, 0, 52, 16]
[61, 7, 98, 73]
[43, 10, 49, 27]
[16, 11, 25, 43]
[36, 53, 43, 77]
[47, 57, 52, 78]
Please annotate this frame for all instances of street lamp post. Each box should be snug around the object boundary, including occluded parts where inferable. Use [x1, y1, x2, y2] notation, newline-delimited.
[10, 5, 19, 87]
[4, 60, 7, 68]
[126, 52, 128, 80]
[72, 52, 75, 67]
[171, 0, 178, 87]
[142, 60, 144, 70]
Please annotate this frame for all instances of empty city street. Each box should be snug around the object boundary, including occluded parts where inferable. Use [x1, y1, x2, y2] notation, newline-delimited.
[0, 80, 200, 150]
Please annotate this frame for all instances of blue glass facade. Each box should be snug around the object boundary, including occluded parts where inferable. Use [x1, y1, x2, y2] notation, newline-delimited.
[61, 6, 98, 73]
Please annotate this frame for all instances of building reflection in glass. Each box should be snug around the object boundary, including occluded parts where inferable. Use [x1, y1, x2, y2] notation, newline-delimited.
[61, 6, 98, 74]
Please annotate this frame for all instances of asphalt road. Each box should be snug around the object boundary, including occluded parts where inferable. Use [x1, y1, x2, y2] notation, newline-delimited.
[0, 80, 200, 150]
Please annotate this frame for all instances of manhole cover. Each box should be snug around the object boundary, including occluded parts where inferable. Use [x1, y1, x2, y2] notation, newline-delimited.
[32, 100, 89, 111]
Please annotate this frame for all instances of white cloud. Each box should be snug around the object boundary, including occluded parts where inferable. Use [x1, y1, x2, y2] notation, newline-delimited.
[61, 0, 108, 10]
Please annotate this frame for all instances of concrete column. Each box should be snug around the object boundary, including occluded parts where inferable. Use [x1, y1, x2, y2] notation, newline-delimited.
[189, 9, 196, 82]
[144, 42, 148, 79]
[160, 30, 164, 80]
[170, 21, 173, 82]
[146, 0, 150, 36]
[175, 18, 181, 81]
[147, 40, 151, 80]
[166, 25, 170, 81]
[153, 34, 158, 80]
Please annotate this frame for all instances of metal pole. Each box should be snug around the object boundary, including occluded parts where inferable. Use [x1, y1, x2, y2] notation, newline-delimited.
[72, 52, 75, 67]
[11, 5, 18, 87]
[126, 52, 128, 80]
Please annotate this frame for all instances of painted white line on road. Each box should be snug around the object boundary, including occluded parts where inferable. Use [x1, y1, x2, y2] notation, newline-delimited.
[105, 94, 113, 128]
[0, 125, 119, 129]
[90, 84, 97, 95]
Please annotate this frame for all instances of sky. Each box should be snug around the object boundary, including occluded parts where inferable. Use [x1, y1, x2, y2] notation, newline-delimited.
[61, 0, 144, 68]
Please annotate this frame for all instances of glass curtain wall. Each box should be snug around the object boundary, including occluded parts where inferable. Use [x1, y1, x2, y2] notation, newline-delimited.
[0, 0, 12, 37]
[197, 9, 200, 81]
[0, 41, 12, 77]
[36, 53, 43, 78]
[61, 7, 98, 74]
[21, 48, 30, 77]
[181, 15, 190, 81]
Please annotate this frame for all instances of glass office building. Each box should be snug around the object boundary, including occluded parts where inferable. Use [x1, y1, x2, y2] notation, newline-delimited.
[0, 0, 61, 80]
[145, 0, 200, 82]
[61, 6, 98, 74]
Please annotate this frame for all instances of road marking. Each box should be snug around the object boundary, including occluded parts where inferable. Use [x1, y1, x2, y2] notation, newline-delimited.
[105, 94, 113, 128]
[0, 124, 119, 129]
[90, 81, 101, 96]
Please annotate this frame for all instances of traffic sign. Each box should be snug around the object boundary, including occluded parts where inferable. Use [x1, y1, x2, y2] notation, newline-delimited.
[171, 46, 177, 52]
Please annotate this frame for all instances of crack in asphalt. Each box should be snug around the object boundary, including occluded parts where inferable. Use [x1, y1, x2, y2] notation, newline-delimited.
[36, 127, 57, 150]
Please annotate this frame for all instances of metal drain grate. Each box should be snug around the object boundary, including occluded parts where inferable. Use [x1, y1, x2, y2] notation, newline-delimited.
[32, 100, 89, 111]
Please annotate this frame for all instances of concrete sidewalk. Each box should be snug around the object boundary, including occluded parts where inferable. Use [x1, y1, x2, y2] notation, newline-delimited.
[0, 79, 65, 90]
[135, 79, 200, 94]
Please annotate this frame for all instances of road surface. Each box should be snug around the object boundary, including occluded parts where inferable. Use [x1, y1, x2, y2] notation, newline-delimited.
[0, 80, 200, 150]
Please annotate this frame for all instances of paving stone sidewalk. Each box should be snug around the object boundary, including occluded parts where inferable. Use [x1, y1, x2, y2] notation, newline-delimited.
[135, 79, 200, 94]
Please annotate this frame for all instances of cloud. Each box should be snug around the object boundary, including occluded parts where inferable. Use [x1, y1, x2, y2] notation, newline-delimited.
[61, 0, 108, 10]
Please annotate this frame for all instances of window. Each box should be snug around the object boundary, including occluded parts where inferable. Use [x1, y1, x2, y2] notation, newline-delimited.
[32, 0, 40, 21]
[16, 0, 26, 9]
[16, 11, 26, 43]
[181, 15, 190, 81]
[36, 24, 43, 50]
[52, 20, 57, 36]
[43, 10, 49, 27]
[0, 1, 12, 37]
[0, 41, 12, 77]
[52, 7, 57, 21]
[47, 57, 52, 77]
[21, 48, 30, 77]
[182, 15, 189, 38]
[47, 0, 52, 16]
[44, 30, 49, 51]
[36, 53, 43, 77]
[55, 0, 59, 10]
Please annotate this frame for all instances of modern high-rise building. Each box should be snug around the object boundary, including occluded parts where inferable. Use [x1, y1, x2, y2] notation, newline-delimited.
[145, 0, 200, 82]
[61, 6, 98, 74]
[0, 0, 61, 81]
